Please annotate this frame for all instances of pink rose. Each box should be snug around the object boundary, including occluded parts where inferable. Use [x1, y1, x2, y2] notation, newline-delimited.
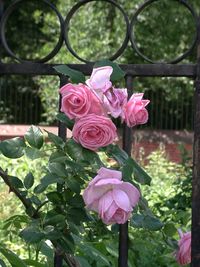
[176, 230, 191, 266]
[103, 88, 128, 118]
[72, 114, 117, 151]
[83, 167, 140, 224]
[86, 66, 113, 99]
[59, 83, 103, 119]
[123, 93, 150, 127]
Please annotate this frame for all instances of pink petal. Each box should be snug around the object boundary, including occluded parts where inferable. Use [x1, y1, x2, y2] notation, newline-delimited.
[95, 178, 123, 187]
[98, 167, 122, 180]
[86, 66, 113, 92]
[130, 93, 144, 101]
[98, 191, 113, 216]
[83, 184, 109, 210]
[117, 182, 140, 207]
[142, 99, 150, 107]
[112, 189, 132, 212]
[103, 201, 119, 224]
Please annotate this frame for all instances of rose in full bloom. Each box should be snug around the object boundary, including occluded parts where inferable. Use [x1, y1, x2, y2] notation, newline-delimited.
[59, 83, 103, 119]
[175, 230, 191, 266]
[83, 167, 140, 224]
[123, 93, 150, 127]
[86, 66, 113, 98]
[72, 114, 117, 151]
[103, 88, 128, 118]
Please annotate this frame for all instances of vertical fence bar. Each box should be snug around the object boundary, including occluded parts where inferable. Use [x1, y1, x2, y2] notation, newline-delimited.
[58, 75, 68, 141]
[118, 74, 134, 267]
[53, 75, 68, 267]
[192, 15, 200, 267]
[0, 0, 4, 62]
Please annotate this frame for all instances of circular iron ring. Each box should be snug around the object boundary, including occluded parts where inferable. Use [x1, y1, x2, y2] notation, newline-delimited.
[129, 0, 198, 64]
[0, 0, 64, 63]
[63, 0, 130, 63]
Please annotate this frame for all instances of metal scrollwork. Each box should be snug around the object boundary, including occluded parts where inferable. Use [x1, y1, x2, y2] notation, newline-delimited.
[0, 0, 198, 64]
[0, 0, 64, 63]
[129, 0, 198, 64]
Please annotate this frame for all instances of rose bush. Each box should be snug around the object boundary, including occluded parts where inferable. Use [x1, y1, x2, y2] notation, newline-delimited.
[0, 61, 181, 267]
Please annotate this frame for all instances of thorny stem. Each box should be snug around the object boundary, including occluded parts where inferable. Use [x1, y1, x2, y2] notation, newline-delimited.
[0, 167, 80, 267]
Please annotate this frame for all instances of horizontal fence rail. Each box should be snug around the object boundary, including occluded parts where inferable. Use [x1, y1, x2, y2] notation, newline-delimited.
[0, 63, 197, 77]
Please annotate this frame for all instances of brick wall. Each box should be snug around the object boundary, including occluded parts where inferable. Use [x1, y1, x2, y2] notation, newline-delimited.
[0, 125, 193, 163]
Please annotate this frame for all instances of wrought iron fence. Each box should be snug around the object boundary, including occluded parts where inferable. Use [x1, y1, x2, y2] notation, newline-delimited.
[0, 0, 200, 266]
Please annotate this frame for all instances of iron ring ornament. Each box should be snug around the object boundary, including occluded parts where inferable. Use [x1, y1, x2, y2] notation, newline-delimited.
[0, 0, 64, 63]
[63, 0, 130, 63]
[0, 0, 198, 64]
[129, 0, 198, 64]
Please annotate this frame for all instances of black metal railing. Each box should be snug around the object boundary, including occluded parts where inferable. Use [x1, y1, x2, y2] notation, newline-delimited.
[0, 0, 200, 267]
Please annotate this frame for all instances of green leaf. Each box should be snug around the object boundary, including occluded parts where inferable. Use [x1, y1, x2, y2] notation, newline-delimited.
[41, 173, 64, 187]
[49, 151, 68, 163]
[46, 192, 62, 204]
[0, 245, 27, 267]
[66, 178, 81, 193]
[24, 172, 34, 189]
[94, 59, 125, 82]
[56, 113, 74, 131]
[34, 184, 47, 194]
[0, 137, 25, 158]
[24, 147, 44, 160]
[122, 157, 134, 182]
[20, 227, 45, 244]
[44, 229, 63, 240]
[39, 241, 54, 260]
[73, 235, 110, 266]
[76, 256, 92, 267]
[131, 214, 163, 231]
[122, 157, 152, 185]
[48, 162, 67, 178]
[67, 194, 84, 208]
[66, 139, 103, 168]
[54, 65, 85, 83]
[44, 214, 65, 226]
[30, 195, 41, 206]
[45, 130, 65, 148]
[25, 126, 43, 149]
[58, 235, 75, 254]
[68, 208, 89, 225]
[131, 158, 152, 185]
[104, 144, 128, 165]
[8, 176, 24, 188]
[163, 223, 177, 237]
[23, 259, 46, 267]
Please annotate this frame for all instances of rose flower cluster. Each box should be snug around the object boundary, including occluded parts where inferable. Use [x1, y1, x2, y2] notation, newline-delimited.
[59, 66, 150, 151]
[59, 66, 150, 225]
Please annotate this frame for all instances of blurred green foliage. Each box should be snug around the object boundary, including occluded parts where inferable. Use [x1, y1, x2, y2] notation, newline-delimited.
[0, 143, 191, 266]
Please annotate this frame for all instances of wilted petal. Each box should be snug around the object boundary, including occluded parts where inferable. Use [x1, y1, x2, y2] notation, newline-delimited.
[86, 66, 113, 92]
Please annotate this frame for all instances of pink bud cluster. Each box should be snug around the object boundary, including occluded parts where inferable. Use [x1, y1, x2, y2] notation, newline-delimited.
[59, 66, 150, 151]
